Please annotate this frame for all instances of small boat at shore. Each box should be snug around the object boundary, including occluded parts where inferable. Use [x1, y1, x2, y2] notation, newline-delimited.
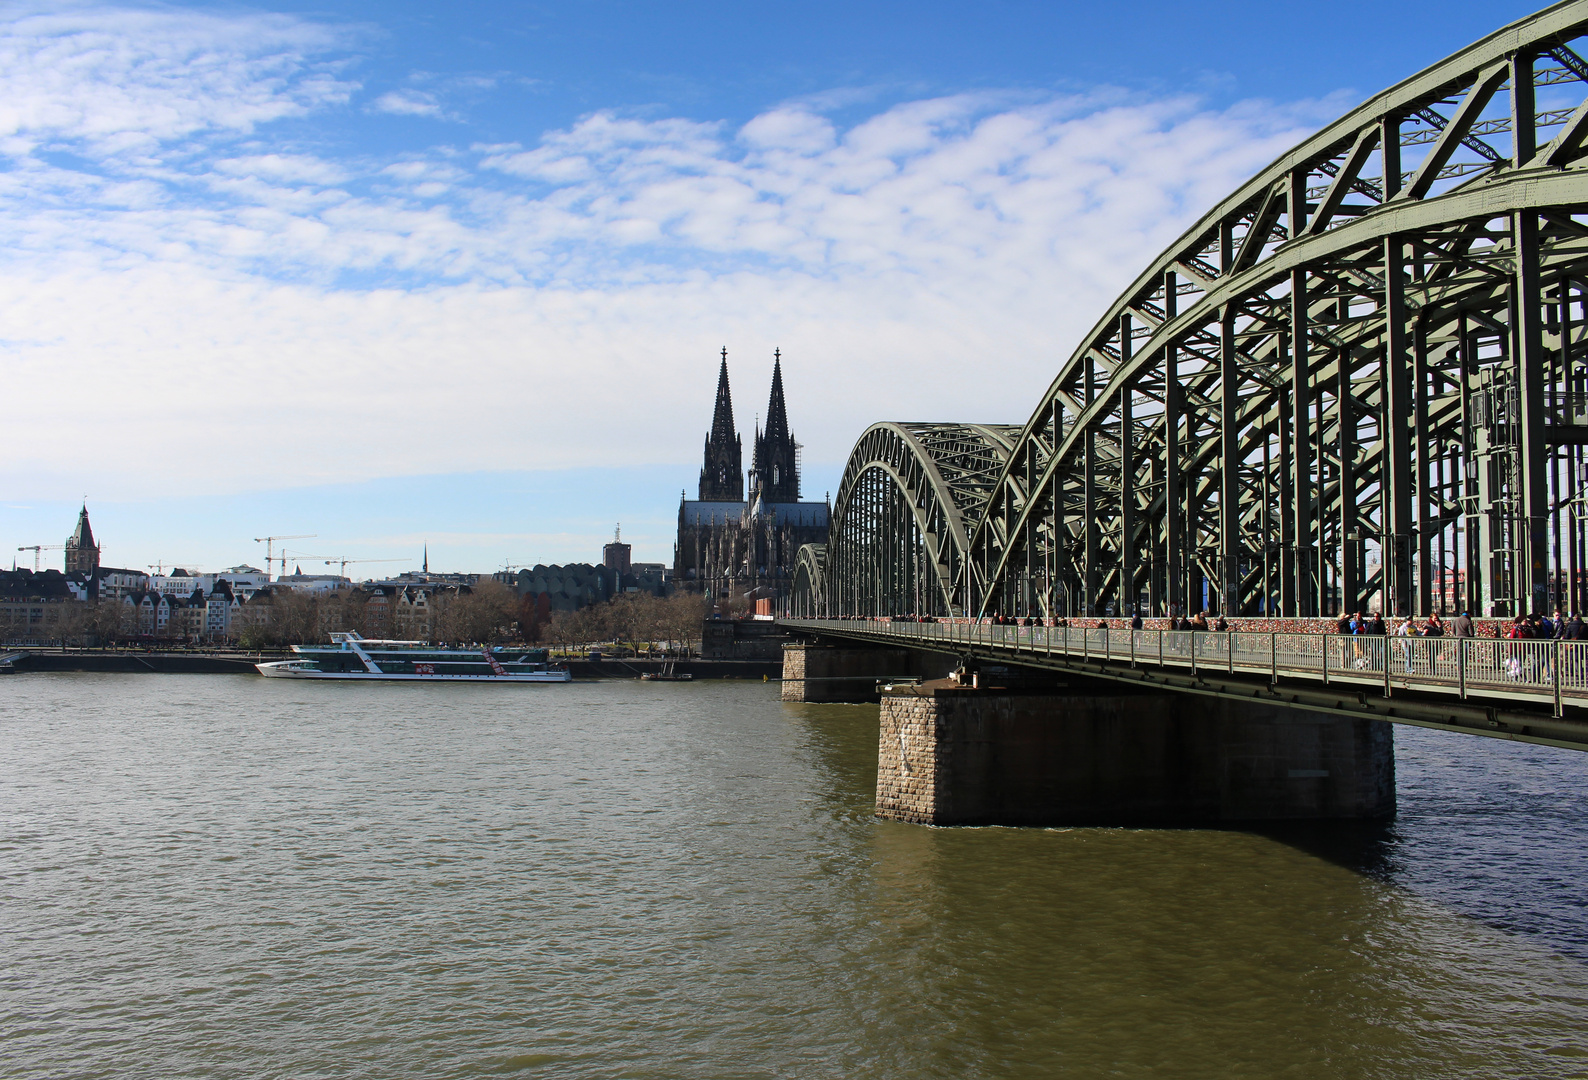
[256, 632, 571, 682]
[639, 659, 692, 681]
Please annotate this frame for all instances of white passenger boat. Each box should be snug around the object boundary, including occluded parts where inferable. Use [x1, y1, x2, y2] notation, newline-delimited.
[256, 632, 572, 682]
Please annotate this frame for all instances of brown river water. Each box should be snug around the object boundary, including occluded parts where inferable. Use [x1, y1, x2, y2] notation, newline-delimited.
[2, 674, 1587, 1078]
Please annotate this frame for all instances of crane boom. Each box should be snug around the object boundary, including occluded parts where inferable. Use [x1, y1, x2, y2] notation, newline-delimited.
[17, 544, 65, 572]
[254, 534, 316, 579]
[323, 557, 407, 576]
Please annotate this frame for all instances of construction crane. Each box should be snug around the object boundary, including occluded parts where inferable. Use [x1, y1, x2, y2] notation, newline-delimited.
[254, 534, 315, 579]
[323, 557, 407, 578]
[147, 561, 198, 576]
[17, 544, 65, 572]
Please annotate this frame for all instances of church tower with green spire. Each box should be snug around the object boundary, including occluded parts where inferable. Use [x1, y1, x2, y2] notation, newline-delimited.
[65, 503, 100, 575]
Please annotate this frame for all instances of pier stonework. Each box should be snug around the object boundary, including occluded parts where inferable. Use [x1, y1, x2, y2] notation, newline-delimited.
[875, 682, 1393, 826]
[781, 642, 957, 702]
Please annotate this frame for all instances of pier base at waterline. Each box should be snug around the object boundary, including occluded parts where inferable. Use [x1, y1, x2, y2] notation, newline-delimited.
[875, 682, 1395, 826]
[780, 642, 954, 703]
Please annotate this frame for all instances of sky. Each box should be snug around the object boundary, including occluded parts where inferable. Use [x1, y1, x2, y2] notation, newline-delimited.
[0, 0, 1551, 575]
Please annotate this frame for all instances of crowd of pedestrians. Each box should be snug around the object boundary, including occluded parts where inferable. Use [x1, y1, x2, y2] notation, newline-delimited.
[966, 607, 1588, 641]
[1500, 610, 1586, 640]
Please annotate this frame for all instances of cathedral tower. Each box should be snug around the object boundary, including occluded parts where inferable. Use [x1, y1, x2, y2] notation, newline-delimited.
[698, 348, 744, 501]
[65, 503, 100, 575]
[750, 349, 799, 503]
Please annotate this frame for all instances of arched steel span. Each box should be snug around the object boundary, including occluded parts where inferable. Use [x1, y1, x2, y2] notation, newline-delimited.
[789, 544, 827, 617]
[961, 0, 1588, 620]
[796, 423, 1021, 617]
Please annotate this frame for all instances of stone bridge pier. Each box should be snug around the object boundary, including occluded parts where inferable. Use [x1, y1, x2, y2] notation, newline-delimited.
[780, 641, 955, 703]
[874, 680, 1394, 826]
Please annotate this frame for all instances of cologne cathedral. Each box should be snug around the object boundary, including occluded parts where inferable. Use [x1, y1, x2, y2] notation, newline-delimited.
[674, 349, 829, 602]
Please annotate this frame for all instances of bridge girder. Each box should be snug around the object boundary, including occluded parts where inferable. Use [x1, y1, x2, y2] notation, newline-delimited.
[965, 2, 1588, 620]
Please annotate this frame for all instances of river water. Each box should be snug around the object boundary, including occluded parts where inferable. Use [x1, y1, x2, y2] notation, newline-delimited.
[2, 674, 1587, 1079]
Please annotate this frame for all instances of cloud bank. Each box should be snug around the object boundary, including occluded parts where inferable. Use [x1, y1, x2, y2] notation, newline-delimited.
[0, 5, 1341, 498]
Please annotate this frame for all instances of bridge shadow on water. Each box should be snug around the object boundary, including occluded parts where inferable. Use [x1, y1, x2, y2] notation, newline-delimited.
[1237, 722, 1588, 963]
[1243, 819, 1398, 881]
[783, 699, 1588, 963]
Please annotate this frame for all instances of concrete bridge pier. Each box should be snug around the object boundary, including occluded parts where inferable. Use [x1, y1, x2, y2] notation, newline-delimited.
[781, 641, 955, 703]
[876, 682, 1394, 826]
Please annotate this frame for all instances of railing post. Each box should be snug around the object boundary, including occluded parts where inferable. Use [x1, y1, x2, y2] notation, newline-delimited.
[1322, 634, 1329, 686]
[1458, 637, 1466, 700]
[1158, 629, 1164, 667]
[1383, 637, 1392, 699]
[1555, 640, 1563, 717]
[1270, 632, 1277, 684]
[1228, 632, 1234, 675]
[1191, 634, 1198, 679]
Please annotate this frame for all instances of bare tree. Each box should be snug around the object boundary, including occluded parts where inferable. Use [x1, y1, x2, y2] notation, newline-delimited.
[436, 580, 520, 643]
[256, 589, 324, 645]
[665, 593, 708, 654]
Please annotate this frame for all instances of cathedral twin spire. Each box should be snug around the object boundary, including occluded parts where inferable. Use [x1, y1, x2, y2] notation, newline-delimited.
[699, 348, 744, 501]
[697, 348, 798, 504]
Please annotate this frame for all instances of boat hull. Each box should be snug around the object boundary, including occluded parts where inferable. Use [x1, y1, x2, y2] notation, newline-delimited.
[256, 661, 570, 682]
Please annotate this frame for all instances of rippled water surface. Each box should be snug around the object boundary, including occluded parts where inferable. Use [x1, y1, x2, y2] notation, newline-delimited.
[3, 674, 1588, 1078]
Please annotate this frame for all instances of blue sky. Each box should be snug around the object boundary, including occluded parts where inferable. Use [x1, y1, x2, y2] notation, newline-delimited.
[0, 0, 1548, 574]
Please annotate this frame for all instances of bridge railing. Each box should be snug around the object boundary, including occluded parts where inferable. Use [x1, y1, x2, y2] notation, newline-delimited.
[782, 620, 1588, 712]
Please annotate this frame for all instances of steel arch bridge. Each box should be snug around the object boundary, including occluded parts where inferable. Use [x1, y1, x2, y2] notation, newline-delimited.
[796, 1, 1588, 621]
[806, 423, 1021, 617]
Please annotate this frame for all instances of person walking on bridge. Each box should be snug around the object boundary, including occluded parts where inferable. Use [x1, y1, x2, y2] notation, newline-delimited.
[1564, 612, 1586, 686]
[1394, 615, 1415, 675]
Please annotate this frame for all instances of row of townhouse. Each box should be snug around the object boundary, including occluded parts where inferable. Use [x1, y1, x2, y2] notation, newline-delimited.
[120, 582, 258, 640]
[315, 583, 469, 641]
[3, 569, 475, 645]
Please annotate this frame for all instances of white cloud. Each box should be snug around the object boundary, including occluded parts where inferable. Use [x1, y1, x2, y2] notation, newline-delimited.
[0, 4, 353, 156]
[371, 88, 444, 118]
[0, 4, 1346, 500]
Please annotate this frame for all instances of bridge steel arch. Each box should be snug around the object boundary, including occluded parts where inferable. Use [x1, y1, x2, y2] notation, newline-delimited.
[969, 1, 1588, 621]
[804, 423, 1021, 617]
[789, 544, 827, 617]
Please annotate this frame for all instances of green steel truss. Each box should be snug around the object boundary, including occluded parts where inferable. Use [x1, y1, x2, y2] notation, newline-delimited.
[802, 423, 1020, 617]
[803, 1, 1588, 620]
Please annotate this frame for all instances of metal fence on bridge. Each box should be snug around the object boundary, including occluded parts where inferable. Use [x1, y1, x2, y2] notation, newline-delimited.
[783, 619, 1588, 715]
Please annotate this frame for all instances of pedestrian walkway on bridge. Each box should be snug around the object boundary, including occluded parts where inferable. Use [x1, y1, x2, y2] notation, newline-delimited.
[782, 618, 1588, 751]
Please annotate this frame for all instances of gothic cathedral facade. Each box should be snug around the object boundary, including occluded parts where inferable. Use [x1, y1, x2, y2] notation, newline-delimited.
[675, 349, 829, 603]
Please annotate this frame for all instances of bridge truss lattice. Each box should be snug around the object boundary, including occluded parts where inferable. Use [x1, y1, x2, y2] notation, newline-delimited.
[810, 423, 1020, 617]
[799, 1, 1588, 621]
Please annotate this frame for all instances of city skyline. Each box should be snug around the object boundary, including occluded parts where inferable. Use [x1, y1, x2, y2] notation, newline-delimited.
[0, 0, 1545, 571]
